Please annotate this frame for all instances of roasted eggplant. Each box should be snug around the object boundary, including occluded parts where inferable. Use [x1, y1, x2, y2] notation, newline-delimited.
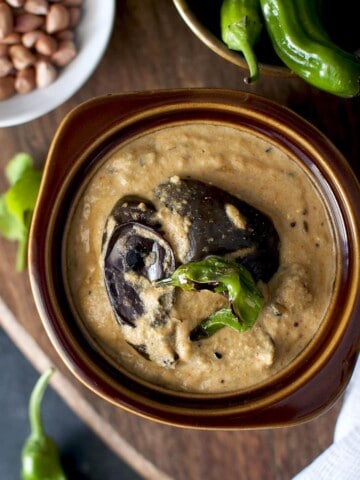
[155, 178, 280, 282]
[103, 197, 175, 328]
[102, 178, 280, 364]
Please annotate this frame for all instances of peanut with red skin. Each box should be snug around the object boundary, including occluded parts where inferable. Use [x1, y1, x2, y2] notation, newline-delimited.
[46, 4, 69, 33]
[56, 29, 73, 41]
[0, 3, 13, 39]
[22, 29, 41, 48]
[1, 0, 81, 101]
[63, 0, 83, 6]
[68, 6, 81, 28]
[15, 64, 35, 93]
[35, 58, 56, 87]
[0, 74, 15, 99]
[35, 32, 57, 55]
[51, 38, 75, 66]
[24, 0, 49, 16]
[0, 31, 21, 43]
[5, 0, 25, 7]
[9, 43, 36, 69]
[0, 54, 13, 76]
[15, 13, 45, 33]
[0, 43, 8, 55]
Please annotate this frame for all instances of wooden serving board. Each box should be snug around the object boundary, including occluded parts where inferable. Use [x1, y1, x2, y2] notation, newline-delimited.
[1, 2, 359, 479]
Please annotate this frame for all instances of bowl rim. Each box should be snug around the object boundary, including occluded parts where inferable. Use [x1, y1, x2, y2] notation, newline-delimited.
[172, 0, 295, 78]
[28, 88, 360, 429]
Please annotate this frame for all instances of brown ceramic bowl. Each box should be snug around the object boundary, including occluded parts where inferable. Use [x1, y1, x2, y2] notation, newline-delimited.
[29, 89, 360, 429]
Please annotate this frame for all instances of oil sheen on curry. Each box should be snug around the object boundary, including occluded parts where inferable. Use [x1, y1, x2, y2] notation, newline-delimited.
[65, 123, 336, 393]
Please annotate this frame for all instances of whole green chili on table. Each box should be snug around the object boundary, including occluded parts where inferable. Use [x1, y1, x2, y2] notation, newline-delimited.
[220, 0, 263, 83]
[21, 368, 67, 480]
[294, 0, 332, 46]
[259, 0, 360, 97]
[157, 256, 264, 340]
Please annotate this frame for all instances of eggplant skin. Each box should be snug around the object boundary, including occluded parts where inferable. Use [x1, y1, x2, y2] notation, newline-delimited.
[102, 179, 279, 361]
[103, 198, 175, 328]
[101, 196, 160, 248]
[154, 178, 280, 282]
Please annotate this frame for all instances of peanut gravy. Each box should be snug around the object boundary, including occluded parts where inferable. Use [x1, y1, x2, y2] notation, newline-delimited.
[65, 123, 336, 393]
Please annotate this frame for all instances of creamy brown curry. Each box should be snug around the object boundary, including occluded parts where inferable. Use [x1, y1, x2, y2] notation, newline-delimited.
[65, 123, 336, 393]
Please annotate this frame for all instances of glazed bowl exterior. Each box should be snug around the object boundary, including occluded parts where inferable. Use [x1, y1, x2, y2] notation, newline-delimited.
[29, 89, 360, 429]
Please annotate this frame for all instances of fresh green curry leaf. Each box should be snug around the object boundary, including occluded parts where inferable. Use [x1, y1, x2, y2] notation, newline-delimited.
[0, 153, 42, 271]
[0, 195, 24, 241]
[5, 169, 42, 224]
[5, 153, 34, 186]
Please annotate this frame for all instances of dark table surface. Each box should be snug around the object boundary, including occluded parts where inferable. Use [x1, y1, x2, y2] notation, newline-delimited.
[0, 1, 359, 480]
[0, 328, 141, 480]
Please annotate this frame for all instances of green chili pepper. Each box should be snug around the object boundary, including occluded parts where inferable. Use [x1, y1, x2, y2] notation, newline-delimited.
[220, 0, 263, 83]
[21, 368, 67, 480]
[189, 306, 252, 340]
[259, 0, 360, 98]
[157, 256, 264, 339]
[294, 0, 331, 46]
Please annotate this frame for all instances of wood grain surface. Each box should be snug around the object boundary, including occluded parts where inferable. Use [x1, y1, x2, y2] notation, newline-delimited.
[0, 1, 359, 479]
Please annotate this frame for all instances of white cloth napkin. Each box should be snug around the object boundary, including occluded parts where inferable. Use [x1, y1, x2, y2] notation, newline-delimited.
[292, 358, 360, 480]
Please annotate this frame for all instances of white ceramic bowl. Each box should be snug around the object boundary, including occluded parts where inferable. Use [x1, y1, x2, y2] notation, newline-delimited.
[0, 0, 115, 127]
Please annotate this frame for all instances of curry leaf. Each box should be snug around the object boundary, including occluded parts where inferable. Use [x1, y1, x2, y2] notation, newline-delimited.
[0, 154, 42, 271]
[0, 195, 24, 241]
[5, 152, 34, 185]
[5, 169, 41, 224]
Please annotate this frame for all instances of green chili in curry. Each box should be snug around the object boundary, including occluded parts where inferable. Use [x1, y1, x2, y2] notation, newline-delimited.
[157, 256, 264, 340]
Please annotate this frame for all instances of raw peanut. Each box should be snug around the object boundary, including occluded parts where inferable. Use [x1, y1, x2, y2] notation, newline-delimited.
[0, 3, 13, 39]
[0, 43, 8, 55]
[1, 0, 82, 100]
[15, 13, 44, 33]
[0, 31, 21, 44]
[46, 4, 69, 33]
[35, 31, 57, 55]
[15, 65, 35, 93]
[0, 74, 15, 99]
[51, 38, 75, 66]
[63, 0, 83, 6]
[35, 58, 56, 87]
[9, 43, 35, 69]
[0, 54, 13, 76]
[68, 6, 80, 28]
[55, 28, 73, 41]
[22, 29, 41, 48]
[24, 0, 49, 15]
[5, 0, 25, 7]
